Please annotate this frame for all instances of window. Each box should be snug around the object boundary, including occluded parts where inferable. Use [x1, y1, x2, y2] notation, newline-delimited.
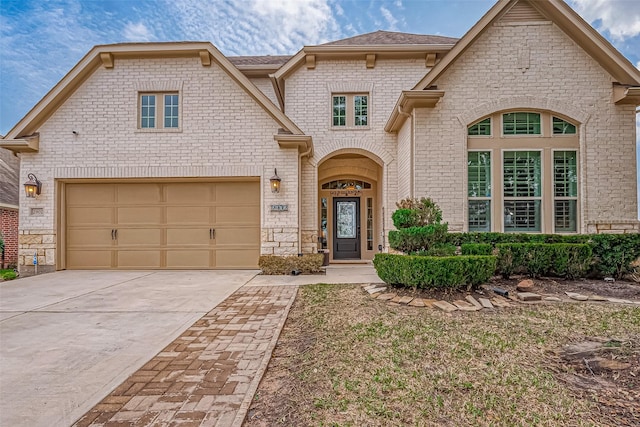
[553, 151, 578, 232]
[139, 93, 179, 129]
[332, 94, 369, 128]
[503, 151, 542, 232]
[503, 112, 541, 135]
[468, 118, 491, 136]
[321, 180, 371, 190]
[468, 151, 492, 231]
[320, 198, 328, 249]
[552, 117, 576, 135]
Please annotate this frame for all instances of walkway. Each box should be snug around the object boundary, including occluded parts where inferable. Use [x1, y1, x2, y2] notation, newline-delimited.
[74, 285, 297, 427]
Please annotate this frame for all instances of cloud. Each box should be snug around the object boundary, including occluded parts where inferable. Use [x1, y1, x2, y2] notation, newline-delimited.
[123, 22, 155, 42]
[571, 0, 640, 40]
[380, 6, 399, 31]
[163, 0, 340, 55]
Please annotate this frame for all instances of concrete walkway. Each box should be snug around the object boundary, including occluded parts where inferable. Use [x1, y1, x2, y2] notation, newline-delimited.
[0, 270, 258, 427]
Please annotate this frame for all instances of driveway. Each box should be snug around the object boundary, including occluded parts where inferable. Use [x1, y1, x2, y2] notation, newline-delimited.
[0, 270, 258, 427]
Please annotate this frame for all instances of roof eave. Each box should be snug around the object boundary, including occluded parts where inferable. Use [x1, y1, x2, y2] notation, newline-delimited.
[0, 134, 40, 153]
[274, 134, 314, 157]
[613, 86, 640, 105]
[385, 90, 446, 132]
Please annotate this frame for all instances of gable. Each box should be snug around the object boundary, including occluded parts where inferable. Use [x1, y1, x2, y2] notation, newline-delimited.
[1, 42, 307, 153]
[413, 0, 640, 91]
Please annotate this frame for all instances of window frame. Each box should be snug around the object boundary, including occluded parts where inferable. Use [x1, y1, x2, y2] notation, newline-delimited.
[501, 111, 542, 137]
[501, 149, 544, 233]
[468, 117, 492, 137]
[330, 93, 370, 129]
[551, 149, 579, 233]
[467, 150, 493, 232]
[552, 116, 577, 136]
[138, 92, 181, 131]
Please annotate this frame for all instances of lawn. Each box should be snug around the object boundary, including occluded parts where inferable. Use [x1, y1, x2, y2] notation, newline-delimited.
[245, 284, 639, 427]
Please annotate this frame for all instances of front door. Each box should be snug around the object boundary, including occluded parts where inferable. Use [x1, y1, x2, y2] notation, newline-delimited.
[333, 197, 360, 259]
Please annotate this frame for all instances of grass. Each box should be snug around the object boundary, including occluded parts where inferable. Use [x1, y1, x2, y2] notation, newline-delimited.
[246, 284, 640, 427]
[0, 269, 17, 280]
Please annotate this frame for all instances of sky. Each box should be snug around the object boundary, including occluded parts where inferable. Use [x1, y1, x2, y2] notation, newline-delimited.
[1, 0, 639, 208]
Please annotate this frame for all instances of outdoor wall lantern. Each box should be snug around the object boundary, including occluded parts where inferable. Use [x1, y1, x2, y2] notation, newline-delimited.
[24, 173, 42, 198]
[270, 169, 281, 193]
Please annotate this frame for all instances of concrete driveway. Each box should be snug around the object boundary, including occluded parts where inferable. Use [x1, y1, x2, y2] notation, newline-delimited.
[0, 270, 258, 427]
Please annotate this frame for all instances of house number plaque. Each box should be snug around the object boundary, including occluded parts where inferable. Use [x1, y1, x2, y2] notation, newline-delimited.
[271, 204, 289, 211]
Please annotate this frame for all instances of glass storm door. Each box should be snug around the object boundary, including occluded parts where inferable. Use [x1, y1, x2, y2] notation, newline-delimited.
[333, 197, 361, 259]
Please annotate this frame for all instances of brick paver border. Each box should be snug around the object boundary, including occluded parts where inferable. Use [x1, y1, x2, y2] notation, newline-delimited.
[74, 285, 297, 427]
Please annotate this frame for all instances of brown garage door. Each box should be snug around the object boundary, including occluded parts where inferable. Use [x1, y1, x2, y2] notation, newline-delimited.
[65, 181, 260, 269]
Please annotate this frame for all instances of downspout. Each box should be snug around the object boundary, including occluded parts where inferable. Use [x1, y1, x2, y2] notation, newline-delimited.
[298, 142, 313, 254]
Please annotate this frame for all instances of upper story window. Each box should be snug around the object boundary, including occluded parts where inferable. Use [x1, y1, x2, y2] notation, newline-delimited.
[503, 112, 541, 135]
[332, 94, 369, 128]
[552, 117, 576, 135]
[468, 118, 491, 136]
[139, 93, 180, 130]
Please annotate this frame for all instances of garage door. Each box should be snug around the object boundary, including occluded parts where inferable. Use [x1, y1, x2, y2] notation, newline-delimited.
[65, 181, 260, 269]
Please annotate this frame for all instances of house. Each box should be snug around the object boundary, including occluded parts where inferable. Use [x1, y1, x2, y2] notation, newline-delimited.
[0, 143, 20, 269]
[1, 0, 639, 275]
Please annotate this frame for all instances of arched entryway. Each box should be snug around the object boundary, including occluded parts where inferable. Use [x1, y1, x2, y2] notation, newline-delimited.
[317, 152, 382, 261]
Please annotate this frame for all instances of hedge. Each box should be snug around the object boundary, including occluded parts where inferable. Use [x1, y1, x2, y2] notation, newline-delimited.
[388, 224, 449, 253]
[496, 243, 593, 279]
[443, 232, 639, 279]
[259, 254, 324, 275]
[373, 253, 496, 290]
[461, 243, 492, 256]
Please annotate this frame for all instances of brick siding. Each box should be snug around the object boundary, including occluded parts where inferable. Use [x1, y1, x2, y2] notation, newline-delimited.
[0, 208, 18, 268]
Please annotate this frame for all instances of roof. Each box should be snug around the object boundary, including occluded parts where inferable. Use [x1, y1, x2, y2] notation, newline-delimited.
[321, 30, 459, 46]
[0, 148, 19, 207]
[227, 55, 292, 67]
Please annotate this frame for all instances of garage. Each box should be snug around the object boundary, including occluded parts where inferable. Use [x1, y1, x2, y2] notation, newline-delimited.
[63, 180, 260, 269]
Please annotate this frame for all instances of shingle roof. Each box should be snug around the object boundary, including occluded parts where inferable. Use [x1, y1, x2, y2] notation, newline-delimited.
[227, 55, 292, 67]
[0, 148, 19, 206]
[321, 30, 459, 46]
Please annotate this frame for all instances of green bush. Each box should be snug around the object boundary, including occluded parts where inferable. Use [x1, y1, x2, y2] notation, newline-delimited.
[0, 270, 17, 281]
[394, 197, 443, 227]
[496, 243, 592, 279]
[590, 234, 640, 278]
[413, 243, 457, 257]
[392, 209, 419, 229]
[388, 224, 449, 253]
[461, 243, 492, 256]
[373, 253, 496, 290]
[259, 254, 324, 275]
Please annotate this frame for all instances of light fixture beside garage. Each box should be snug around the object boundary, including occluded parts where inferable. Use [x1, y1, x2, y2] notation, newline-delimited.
[270, 169, 281, 193]
[24, 173, 42, 198]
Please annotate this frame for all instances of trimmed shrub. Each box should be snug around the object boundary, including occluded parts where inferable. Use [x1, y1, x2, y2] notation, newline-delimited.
[373, 253, 496, 290]
[394, 197, 443, 227]
[414, 243, 457, 257]
[392, 209, 419, 229]
[496, 243, 592, 279]
[590, 234, 640, 278]
[388, 224, 449, 253]
[259, 254, 324, 275]
[461, 243, 492, 256]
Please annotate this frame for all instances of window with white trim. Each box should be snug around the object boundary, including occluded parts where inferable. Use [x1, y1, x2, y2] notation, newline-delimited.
[503, 112, 541, 135]
[503, 151, 542, 232]
[139, 93, 180, 129]
[552, 117, 576, 135]
[468, 118, 491, 136]
[332, 94, 369, 128]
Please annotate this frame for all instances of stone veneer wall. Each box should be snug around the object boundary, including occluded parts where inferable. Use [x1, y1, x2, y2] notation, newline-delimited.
[18, 229, 56, 275]
[586, 221, 640, 234]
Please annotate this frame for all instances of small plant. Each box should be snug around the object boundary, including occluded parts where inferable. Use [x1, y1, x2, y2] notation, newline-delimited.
[393, 197, 443, 228]
[0, 270, 17, 281]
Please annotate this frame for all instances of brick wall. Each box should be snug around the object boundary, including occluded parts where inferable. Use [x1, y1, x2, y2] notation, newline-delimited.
[412, 18, 638, 232]
[18, 55, 300, 270]
[0, 207, 18, 268]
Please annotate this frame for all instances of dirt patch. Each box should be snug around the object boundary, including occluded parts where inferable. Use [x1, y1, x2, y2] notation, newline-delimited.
[551, 337, 640, 426]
